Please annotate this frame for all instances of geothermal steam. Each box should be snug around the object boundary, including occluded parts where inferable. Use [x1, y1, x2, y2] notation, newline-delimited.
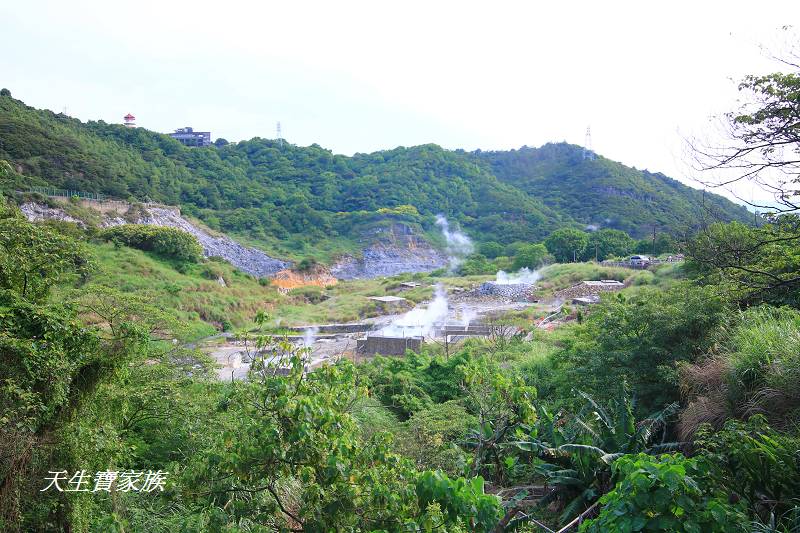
[302, 326, 319, 348]
[435, 215, 473, 271]
[494, 267, 543, 285]
[380, 284, 449, 337]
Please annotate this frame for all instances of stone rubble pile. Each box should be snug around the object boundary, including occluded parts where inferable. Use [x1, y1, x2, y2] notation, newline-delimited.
[478, 282, 537, 301]
[554, 280, 625, 301]
[137, 208, 289, 277]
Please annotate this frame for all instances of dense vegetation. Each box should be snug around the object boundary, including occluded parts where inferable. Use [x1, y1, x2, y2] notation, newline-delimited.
[0, 92, 749, 262]
[2, 60, 800, 532]
[477, 143, 750, 238]
[99, 224, 204, 263]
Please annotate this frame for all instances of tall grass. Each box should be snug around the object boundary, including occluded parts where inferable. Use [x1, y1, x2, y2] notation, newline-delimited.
[679, 306, 800, 436]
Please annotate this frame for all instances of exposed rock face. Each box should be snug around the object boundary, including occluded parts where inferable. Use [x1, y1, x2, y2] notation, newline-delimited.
[20, 202, 288, 277]
[20, 203, 84, 226]
[271, 268, 338, 289]
[134, 207, 288, 277]
[331, 223, 447, 279]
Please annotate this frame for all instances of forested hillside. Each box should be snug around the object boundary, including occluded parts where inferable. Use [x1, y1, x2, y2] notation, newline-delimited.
[477, 144, 752, 236]
[0, 92, 749, 257]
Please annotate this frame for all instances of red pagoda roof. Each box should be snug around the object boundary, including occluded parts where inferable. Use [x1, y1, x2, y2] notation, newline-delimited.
[124, 113, 135, 120]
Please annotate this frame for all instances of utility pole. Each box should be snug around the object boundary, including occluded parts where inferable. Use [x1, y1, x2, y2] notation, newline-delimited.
[595, 242, 599, 262]
[652, 225, 657, 257]
[583, 126, 596, 160]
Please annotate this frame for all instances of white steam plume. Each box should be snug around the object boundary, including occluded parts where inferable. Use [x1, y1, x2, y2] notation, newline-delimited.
[459, 306, 478, 329]
[380, 284, 449, 338]
[303, 326, 319, 348]
[495, 267, 543, 285]
[435, 215, 473, 271]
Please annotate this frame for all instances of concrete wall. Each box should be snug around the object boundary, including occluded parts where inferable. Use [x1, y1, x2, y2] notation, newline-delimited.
[356, 336, 422, 356]
[288, 323, 374, 334]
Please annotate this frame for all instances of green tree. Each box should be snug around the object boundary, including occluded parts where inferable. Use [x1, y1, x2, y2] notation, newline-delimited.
[584, 229, 634, 261]
[685, 218, 800, 307]
[0, 198, 91, 300]
[545, 228, 589, 263]
[556, 284, 727, 413]
[511, 243, 549, 270]
[478, 241, 504, 259]
[100, 224, 203, 263]
[187, 336, 501, 531]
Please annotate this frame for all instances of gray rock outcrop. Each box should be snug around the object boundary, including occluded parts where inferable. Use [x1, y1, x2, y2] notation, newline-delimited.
[20, 202, 288, 277]
[331, 222, 447, 280]
[20, 203, 84, 226]
[134, 207, 288, 277]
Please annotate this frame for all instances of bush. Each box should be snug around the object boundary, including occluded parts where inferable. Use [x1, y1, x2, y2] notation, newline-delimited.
[556, 283, 728, 413]
[100, 224, 203, 263]
[580, 453, 746, 532]
[288, 285, 326, 304]
[200, 262, 226, 282]
[694, 416, 800, 528]
[296, 257, 318, 272]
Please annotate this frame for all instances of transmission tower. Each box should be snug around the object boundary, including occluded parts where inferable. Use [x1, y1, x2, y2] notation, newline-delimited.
[276, 121, 283, 148]
[583, 126, 596, 160]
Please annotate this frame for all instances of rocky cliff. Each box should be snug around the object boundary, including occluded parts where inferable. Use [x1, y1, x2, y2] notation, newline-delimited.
[20, 201, 288, 277]
[331, 222, 447, 279]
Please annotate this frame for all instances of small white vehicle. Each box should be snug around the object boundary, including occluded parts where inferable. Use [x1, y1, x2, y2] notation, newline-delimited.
[629, 255, 650, 267]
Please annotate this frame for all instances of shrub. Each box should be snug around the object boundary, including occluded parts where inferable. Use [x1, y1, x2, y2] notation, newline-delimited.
[694, 416, 800, 528]
[100, 224, 203, 263]
[296, 257, 318, 272]
[200, 262, 226, 281]
[288, 285, 326, 304]
[580, 453, 746, 532]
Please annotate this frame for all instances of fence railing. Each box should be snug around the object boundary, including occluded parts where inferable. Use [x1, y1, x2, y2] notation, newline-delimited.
[27, 186, 105, 201]
[600, 257, 684, 269]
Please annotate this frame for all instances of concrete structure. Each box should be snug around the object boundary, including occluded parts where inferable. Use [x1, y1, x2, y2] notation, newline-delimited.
[285, 323, 373, 334]
[582, 280, 624, 289]
[357, 335, 422, 356]
[169, 127, 212, 147]
[368, 296, 408, 303]
[368, 295, 410, 312]
[432, 324, 503, 337]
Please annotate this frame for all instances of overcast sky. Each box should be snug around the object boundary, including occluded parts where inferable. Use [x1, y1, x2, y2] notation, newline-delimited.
[2, 1, 798, 203]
